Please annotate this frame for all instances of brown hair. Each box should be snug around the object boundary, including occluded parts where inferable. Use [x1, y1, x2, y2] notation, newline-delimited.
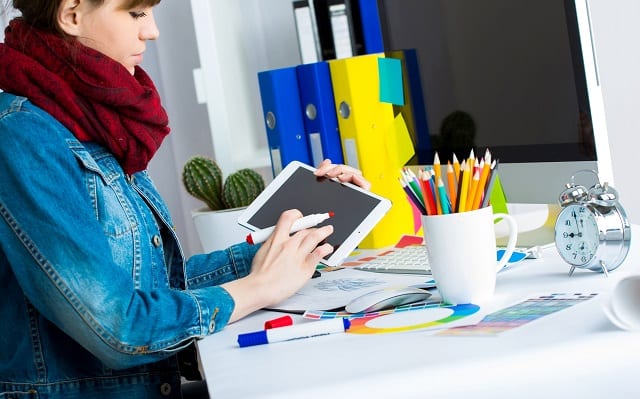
[12, 0, 161, 33]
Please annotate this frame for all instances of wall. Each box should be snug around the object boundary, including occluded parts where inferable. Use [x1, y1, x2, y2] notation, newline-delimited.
[144, 2, 215, 257]
[150, 0, 302, 256]
[588, 0, 640, 224]
[189, 0, 300, 175]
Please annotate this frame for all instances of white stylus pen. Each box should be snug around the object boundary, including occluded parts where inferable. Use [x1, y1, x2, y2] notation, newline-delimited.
[246, 212, 334, 244]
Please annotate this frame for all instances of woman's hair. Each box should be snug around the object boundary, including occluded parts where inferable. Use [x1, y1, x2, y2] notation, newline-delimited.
[12, 0, 161, 33]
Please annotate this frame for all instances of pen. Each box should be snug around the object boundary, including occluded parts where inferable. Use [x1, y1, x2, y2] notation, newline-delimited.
[237, 317, 351, 348]
[246, 212, 334, 244]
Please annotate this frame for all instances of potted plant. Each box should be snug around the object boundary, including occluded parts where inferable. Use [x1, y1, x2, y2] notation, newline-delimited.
[182, 155, 265, 252]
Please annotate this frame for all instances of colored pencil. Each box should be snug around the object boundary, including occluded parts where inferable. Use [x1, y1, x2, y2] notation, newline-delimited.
[454, 161, 466, 212]
[458, 160, 471, 213]
[480, 159, 499, 208]
[473, 149, 492, 209]
[420, 169, 438, 215]
[433, 152, 442, 188]
[437, 177, 451, 215]
[467, 168, 481, 211]
[403, 168, 425, 207]
[446, 161, 457, 210]
[452, 153, 461, 182]
[399, 176, 427, 214]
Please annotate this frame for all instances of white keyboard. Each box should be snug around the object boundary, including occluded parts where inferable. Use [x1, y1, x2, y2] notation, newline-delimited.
[354, 245, 431, 275]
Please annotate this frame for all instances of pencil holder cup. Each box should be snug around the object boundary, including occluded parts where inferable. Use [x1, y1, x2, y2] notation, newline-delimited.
[422, 206, 518, 304]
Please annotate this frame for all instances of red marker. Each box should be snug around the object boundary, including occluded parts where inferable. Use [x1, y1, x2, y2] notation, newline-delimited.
[246, 212, 335, 244]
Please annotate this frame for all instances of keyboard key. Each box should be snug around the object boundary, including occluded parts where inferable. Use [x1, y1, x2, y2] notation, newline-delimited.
[354, 246, 431, 275]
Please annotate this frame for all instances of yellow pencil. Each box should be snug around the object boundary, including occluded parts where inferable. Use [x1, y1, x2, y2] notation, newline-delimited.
[468, 168, 481, 211]
[433, 152, 442, 191]
[466, 149, 475, 171]
[452, 153, 461, 182]
[454, 161, 466, 212]
[465, 149, 475, 200]
[473, 150, 492, 209]
[458, 160, 471, 213]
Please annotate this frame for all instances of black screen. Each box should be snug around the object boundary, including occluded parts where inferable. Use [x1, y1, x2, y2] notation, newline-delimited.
[377, 0, 597, 164]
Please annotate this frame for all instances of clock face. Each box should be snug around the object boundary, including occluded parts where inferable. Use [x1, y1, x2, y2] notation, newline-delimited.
[555, 204, 600, 266]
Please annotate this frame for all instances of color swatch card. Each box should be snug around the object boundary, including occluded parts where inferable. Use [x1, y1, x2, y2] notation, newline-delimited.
[438, 293, 598, 336]
[305, 303, 483, 335]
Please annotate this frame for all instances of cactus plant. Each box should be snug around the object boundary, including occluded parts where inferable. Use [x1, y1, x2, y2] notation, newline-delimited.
[182, 155, 265, 211]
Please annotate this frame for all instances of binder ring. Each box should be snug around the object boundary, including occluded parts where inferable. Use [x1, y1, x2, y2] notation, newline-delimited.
[339, 101, 351, 119]
[305, 104, 317, 121]
[266, 111, 276, 130]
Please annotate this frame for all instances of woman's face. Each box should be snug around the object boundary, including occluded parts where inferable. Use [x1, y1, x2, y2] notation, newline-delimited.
[67, 0, 159, 74]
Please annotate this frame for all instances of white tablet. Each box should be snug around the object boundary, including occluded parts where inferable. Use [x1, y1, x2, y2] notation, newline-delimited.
[238, 161, 392, 266]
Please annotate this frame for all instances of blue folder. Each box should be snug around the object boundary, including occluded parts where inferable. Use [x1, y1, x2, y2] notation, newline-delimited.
[258, 67, 312, 176]
[357, 0, 384, 54]
[296, 62, 344, 166]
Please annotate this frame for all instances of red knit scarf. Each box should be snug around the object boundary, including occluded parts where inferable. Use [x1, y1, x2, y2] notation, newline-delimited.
[0, 19, 170, 175]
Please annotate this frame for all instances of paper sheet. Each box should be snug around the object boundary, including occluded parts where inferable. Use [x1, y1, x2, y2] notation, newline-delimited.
[266, 268, 434, 313]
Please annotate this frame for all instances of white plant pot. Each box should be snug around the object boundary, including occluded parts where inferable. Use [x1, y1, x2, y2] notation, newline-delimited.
[192, 207, 249, 253]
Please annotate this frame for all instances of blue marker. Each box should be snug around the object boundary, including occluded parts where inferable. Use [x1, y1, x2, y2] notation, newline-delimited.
[237, 318, 351, 348]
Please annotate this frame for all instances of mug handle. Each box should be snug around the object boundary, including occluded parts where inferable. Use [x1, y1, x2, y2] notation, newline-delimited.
[493, 213, 518, 272]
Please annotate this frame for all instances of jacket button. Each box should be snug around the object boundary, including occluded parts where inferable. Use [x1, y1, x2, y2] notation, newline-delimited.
[152, 235, 162, 247]
[160, 382, 172, 396]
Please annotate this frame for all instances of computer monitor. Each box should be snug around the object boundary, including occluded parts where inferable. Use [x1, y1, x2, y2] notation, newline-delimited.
[377, 0, 613, 203]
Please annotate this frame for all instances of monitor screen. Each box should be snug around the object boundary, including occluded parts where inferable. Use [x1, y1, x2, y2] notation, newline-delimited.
[377, 0, 608, 203]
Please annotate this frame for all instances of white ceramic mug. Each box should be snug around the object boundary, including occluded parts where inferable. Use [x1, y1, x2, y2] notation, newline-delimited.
[607, 275, 640, 331]
[422, 205, 518, 304]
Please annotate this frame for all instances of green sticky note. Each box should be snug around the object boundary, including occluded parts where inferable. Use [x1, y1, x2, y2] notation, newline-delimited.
[378, 57, 404, 105]
[490, 174, 509, 215]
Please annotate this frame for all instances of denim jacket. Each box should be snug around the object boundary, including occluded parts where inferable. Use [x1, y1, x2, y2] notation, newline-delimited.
[0, 93, 258, 398]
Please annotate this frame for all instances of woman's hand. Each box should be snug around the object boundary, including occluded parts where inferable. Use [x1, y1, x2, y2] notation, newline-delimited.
[314, 159, 371, 191]
[221, 209, 334, 322]
[221, 160, 369, 323]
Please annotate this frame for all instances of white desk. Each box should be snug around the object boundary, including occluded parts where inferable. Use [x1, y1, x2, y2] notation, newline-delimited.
[198, 226, 640, 399]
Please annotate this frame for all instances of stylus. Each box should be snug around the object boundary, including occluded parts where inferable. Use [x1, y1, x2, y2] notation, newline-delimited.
[246, 212, 334, 244]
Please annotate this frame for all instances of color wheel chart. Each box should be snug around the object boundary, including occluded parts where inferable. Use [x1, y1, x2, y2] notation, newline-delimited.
[438, 293, 598, 336]
[304, 303, 481, 335]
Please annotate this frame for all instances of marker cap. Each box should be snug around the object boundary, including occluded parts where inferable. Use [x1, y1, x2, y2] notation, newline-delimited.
[264, 315, 293, 329]
[237, 330, 268, 348]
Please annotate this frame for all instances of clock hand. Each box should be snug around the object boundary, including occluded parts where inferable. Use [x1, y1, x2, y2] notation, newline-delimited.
[573, 213, 581, 234]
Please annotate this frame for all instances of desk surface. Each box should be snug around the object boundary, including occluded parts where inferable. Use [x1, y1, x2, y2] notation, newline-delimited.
[198, 226, 640, 399]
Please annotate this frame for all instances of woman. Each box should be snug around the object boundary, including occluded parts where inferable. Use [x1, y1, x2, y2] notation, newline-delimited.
[0, 1, 370, 397]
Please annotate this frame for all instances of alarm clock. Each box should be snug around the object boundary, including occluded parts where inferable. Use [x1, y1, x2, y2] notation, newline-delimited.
[554, 170, 631, 276]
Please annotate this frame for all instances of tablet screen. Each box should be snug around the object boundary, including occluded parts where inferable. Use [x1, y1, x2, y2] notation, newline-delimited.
[239, 162, 391, 265]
